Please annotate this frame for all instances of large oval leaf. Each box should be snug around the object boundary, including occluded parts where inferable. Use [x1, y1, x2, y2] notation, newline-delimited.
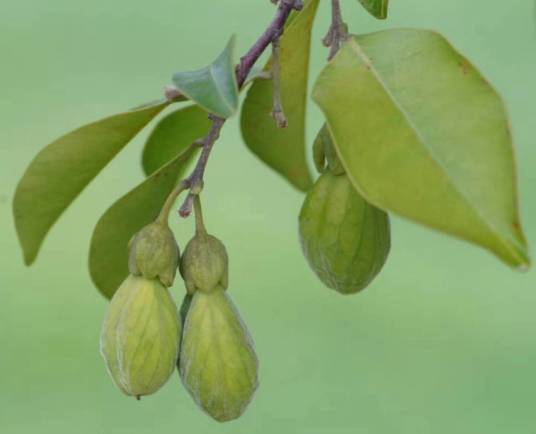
[13, 100, 169, 265]
[89, 146, 198, 299]
[240, 0, 319, 192]
[142, 105, 210, 176]
[172, 36, 238, 118]
[358, 0, 388, 19]
[313, 30, 529, 268]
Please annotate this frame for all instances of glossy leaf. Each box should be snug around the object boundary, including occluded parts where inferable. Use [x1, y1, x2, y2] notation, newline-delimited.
[89, 146, 197, 299]
[240, 0, 319, 192]
[358, 0, 388, 19]
[313, 30, 529, 268]
[13, 100, 169, 265]
[142, 105, 210, 176]
[172, 36, 238, 118]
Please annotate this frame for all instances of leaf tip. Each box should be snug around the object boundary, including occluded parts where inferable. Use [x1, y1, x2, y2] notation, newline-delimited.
[22, 251, 35, 266]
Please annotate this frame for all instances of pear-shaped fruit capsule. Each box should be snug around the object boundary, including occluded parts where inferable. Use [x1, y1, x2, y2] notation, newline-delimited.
[179, 287, 258, 422]
[128, 221, 180, 287]
[100, 275, 181, 398]
[299, 172, 391, 294]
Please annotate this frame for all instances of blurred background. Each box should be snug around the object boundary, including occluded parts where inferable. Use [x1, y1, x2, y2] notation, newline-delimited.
[1, 0, 536, 433]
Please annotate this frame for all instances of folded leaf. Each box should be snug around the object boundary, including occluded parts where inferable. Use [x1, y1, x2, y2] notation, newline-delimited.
[142, 105, 211, 176]
[358, 0, 388, 19]
[89, 146, 197, 299]
[13, 100, 169, 265]
[313, 30, 529, 268]
[240, 0, 319, 192]
[172, 36, 238, 118]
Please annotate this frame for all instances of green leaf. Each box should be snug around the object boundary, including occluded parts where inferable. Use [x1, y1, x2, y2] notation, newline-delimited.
[142, 105, 211, 176]
[13, 100, 169, 265]
[89, 146, 197, 299]
[358, 0, 388, 19]
[172, 36, 238, 118]
[240, 0, 319, 192]
[313, 30, 529, 268]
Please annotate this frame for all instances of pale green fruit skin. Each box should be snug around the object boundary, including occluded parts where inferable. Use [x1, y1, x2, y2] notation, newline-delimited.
[100, 275, 180, 398]
[299, 172, 391, 294]
[179, 288, 258, 422]
[180, 233, 228, 294]
[128, 222, 180, 287]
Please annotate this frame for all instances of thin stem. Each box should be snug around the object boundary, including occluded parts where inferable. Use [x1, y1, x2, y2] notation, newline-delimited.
[323, 0, 348, 60]
[177, 0, 303, 218]
[193, 195, 207, 236]
[157, 180, 189, 225]
[331, 0, 343, 26]
[236, 0, 303, 87]
[178, 115, 225, 217]
[270, 37, 288, 128]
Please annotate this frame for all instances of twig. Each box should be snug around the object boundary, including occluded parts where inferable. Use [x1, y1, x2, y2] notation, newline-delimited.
[270, 37, 288, 128]
[323, 0, 348, 60]
[236, 0, 303, 87]
[164, 85, 183, 101]
[178, 115, 224, 217]
[176, 0, 303, 218]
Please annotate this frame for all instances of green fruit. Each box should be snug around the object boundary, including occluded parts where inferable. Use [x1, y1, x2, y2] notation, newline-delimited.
[179, 288, 258, 422]
[128, 221, 180, 287]
[180, 232, 228, 294]
[100, 275, 180, 398]
[299, 172, 391, 294]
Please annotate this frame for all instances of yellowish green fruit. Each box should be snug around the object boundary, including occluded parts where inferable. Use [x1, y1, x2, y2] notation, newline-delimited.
[180, 232, 228, 294]
[128, 221, 180, 287]
[100, 274, 180, 398]
[299, 172, 391, 294]
[179, 288, 258, 422]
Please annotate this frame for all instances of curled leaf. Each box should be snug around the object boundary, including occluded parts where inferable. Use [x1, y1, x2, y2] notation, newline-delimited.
[172, 37, 238, 118]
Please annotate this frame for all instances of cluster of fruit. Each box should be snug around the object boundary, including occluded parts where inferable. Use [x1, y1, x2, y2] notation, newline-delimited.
[100, 198, 258, 422]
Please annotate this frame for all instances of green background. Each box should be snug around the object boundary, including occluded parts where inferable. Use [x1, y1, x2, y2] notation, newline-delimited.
[1, 0, 536, 432]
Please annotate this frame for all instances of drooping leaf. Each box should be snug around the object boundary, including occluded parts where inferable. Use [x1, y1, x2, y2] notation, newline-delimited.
[313, 30, 529, 268]
[358, 0, 388, 19]
[142, 105, 210, 176]
[172, 36, 238, 118]
[89, 146, 198, 299]
[13, 100, 169, 265]
[240, 0, 319, 192]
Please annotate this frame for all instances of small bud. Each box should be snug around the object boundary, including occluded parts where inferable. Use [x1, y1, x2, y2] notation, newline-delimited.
[180, 232, 228, 294]
[179, 288, 259, 422]
[128, 222, 180, 287]
[100, 275, 181, 398]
